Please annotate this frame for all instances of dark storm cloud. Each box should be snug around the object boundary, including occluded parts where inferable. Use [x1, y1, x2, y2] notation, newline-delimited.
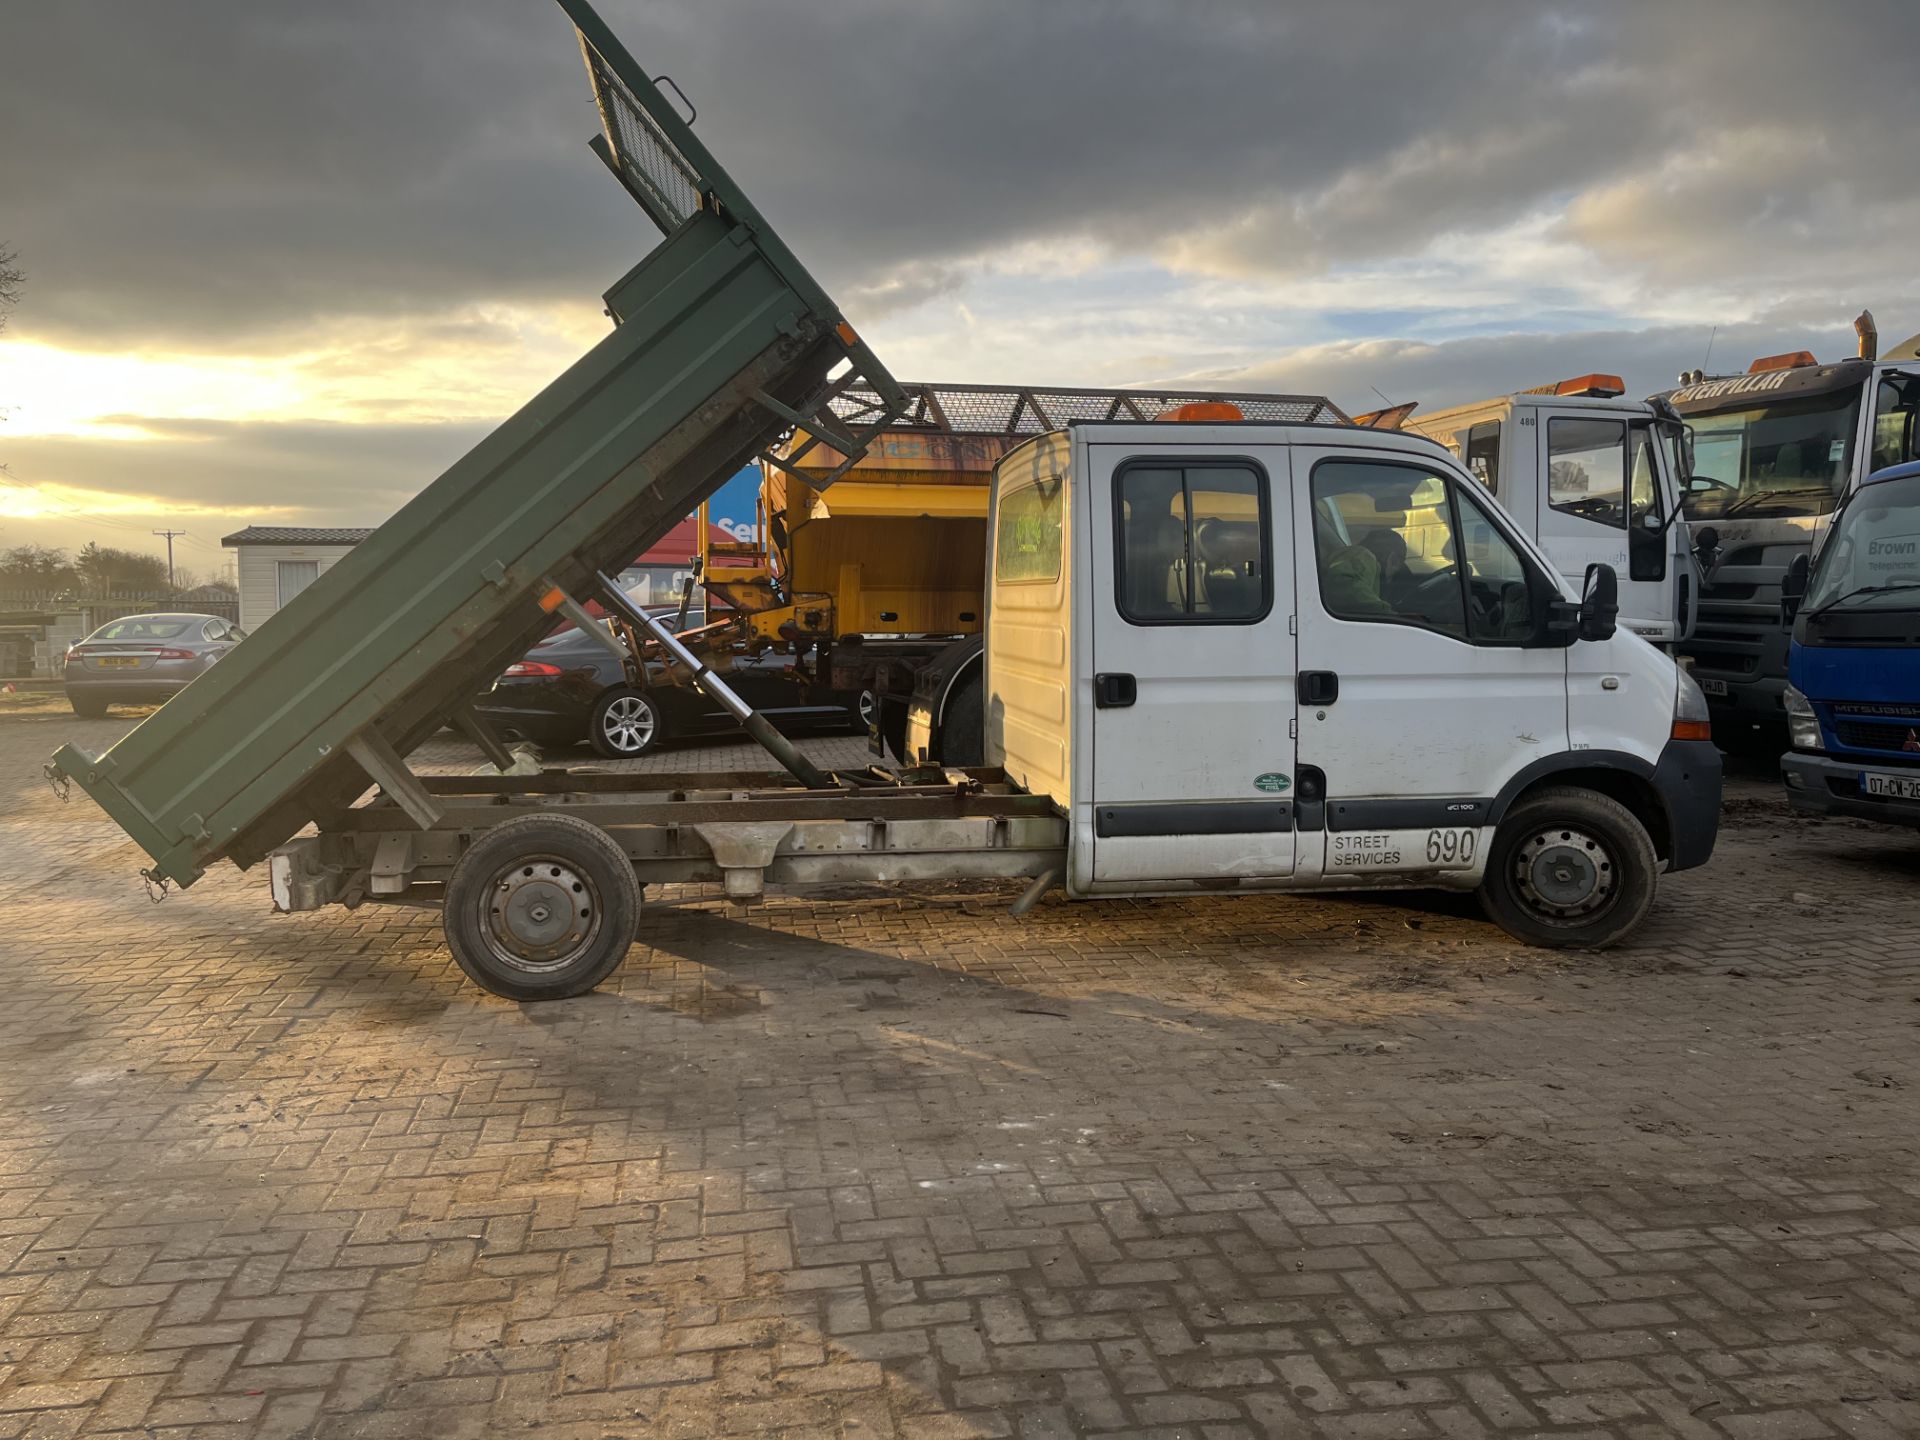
[6, 0, 1918, 350]
[1205, 317, 1888, 421]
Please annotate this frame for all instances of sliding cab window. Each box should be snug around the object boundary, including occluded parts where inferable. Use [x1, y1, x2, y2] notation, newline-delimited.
[1312, 458, 1536, 644]
[1548, 417, 1629, 528]
[995, 476, 1064, 584]
[1113, 462, 1270, 624]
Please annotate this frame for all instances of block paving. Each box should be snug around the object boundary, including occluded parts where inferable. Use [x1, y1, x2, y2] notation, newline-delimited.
[2, 710, 1918, 1437]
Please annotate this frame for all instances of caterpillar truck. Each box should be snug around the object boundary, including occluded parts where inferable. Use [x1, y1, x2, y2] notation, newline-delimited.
[1659, 312, 1920, 741]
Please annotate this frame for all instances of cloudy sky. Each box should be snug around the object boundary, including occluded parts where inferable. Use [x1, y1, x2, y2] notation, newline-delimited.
[2, 0, 1917, 572]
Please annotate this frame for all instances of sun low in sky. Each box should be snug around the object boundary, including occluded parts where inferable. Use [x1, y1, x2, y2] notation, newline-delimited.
[2, 0, 1915, 569]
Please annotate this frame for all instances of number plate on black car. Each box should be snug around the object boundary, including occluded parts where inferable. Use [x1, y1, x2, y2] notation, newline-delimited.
[1699, 677, 1728, 697]
[1863, 771, 1920, 800]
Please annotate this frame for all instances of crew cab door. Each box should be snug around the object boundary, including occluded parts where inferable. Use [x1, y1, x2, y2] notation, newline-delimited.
[1536, 414, 1677, 642]
[1294, 448, 1568, 875]
[1085, 445, 1297, 885]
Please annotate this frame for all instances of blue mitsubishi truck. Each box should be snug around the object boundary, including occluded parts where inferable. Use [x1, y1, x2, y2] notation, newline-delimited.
[1781, 458, 1920, 827]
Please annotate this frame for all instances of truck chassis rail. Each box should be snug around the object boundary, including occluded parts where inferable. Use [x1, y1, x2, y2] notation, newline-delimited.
[272, 768, 1067, 917]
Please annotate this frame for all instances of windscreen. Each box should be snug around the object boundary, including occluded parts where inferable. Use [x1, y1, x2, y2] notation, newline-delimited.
[1678, 384, 1865, 521]
[1804, 474, 1920, 613]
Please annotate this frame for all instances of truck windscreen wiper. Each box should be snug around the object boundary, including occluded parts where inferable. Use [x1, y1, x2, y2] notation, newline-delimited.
[1806, 581, 1920, 618]
[1720, 485, 1835, 519]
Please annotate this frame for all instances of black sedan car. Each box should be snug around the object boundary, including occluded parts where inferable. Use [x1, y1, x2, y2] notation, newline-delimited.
[475, 615, 857, 758]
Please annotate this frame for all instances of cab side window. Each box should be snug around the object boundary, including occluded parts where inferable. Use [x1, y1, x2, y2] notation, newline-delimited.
[1312, 459, 1535, 644]
[1548, 417, 1627, 527]
[1628, 425, 1662, 525]
[1466, 421, 1501, 494]
[1114, 463, 1270, 624]
[1873, 376, 1920, 472]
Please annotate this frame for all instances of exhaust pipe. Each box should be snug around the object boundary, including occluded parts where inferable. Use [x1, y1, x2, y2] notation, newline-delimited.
[1855, 309, 1878, 362]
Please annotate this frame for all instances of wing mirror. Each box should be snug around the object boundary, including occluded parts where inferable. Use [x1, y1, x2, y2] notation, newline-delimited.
[1693, 524, 1721, 567]
[1780, 552, 1810, 625]
[1578, 563, 1619, 643]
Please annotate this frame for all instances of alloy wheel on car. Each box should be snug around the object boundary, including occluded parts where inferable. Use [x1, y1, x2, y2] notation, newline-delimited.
[600, 694, 657, 753]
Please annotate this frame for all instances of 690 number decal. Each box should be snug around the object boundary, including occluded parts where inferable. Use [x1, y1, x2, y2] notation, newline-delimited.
[1425, 828, 1478, 867]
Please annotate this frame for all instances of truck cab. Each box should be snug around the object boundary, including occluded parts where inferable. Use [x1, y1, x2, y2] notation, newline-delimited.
[1780, 459, 1920, 827]
[1661, 319, 1920, 736]
[1395, 376, 1698, 647]
[982, 417, 1722, 946]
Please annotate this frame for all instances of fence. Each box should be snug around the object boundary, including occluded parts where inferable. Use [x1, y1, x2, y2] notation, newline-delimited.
[0, 588, 240, 624]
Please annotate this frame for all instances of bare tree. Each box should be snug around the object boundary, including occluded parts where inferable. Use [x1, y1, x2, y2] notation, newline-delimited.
[0, 245, 20, 332]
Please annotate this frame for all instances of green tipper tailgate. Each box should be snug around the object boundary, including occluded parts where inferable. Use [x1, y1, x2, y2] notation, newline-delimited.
[50, 0, 904, 888]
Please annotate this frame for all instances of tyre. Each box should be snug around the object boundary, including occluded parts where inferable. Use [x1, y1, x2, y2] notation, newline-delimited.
[442, 813, 641, 1000]
[1477, 786, 1657, 949]
[589, 687, 665, 758]
[68, 693, 109, 718]
[940, 676, 984, 767]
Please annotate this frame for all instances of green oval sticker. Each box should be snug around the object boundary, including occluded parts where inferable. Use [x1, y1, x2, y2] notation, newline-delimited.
[1254, 772, 1291, 793]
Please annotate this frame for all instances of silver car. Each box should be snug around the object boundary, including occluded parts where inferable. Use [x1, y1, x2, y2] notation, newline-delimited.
[63, 612, 247, 716]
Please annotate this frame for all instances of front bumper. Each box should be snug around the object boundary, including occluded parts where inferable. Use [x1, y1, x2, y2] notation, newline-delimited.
[1653, 738, 1722, 871]
[1699, 673, 1786, 723]
[1782, 752, 1920, 829]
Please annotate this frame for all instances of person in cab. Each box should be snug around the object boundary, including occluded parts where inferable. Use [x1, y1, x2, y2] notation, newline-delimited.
[1321, 528, 1408, 616]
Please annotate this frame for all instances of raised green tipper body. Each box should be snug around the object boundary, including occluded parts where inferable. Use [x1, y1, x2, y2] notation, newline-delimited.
[50, 0, 904, 888]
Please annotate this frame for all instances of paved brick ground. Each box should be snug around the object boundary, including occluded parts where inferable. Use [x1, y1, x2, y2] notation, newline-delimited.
[3, 711, 1920, 1438]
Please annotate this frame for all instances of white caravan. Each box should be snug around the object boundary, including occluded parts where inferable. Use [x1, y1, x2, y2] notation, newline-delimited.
[1389, 376, 1700, 646]
[982, 415, 1721, 948]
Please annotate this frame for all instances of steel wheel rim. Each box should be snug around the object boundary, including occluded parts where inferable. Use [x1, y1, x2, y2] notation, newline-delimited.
[479, 854, 603, 974]
[602, 694, 655, 753]
[1513, 825, 1616, 921]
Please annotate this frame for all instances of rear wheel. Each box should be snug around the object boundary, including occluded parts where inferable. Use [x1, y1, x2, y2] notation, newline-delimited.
[1476, 786, 1656, 949]
[589, 687, 665, 758]
[443, 813, 640, 1000]
[940, 676, 984, 767]
[68, 693, 109, 718]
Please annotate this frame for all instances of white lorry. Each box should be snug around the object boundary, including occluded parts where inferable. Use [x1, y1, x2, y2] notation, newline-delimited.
[1381, 375, 1701, 646]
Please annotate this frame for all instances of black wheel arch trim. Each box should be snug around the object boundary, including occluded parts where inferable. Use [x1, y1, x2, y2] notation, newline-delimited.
[1488, 741, 1722, 874]
[1488, 750, 1655, 824]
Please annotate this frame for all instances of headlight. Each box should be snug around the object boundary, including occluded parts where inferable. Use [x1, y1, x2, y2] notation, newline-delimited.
[1672, 668, 1713, 741]
[1783, 683, 1822, 752]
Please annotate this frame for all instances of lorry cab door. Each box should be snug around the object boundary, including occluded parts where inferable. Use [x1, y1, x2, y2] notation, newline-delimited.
[1084, 445, 1297, 886]
[1294, 448, 1568, 875]
[1536, 413, 1676, 643]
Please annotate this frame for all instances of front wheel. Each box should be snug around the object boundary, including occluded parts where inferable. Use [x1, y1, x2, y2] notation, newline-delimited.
[443, 813, 641, 1000]
[1476, 786, 1657, 949]
[589, 687, 665, 758]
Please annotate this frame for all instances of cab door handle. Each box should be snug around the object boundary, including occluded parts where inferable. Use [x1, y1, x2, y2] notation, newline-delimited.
[1297, 671, 1339, 705]
[1094, 672, 1136, 708]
